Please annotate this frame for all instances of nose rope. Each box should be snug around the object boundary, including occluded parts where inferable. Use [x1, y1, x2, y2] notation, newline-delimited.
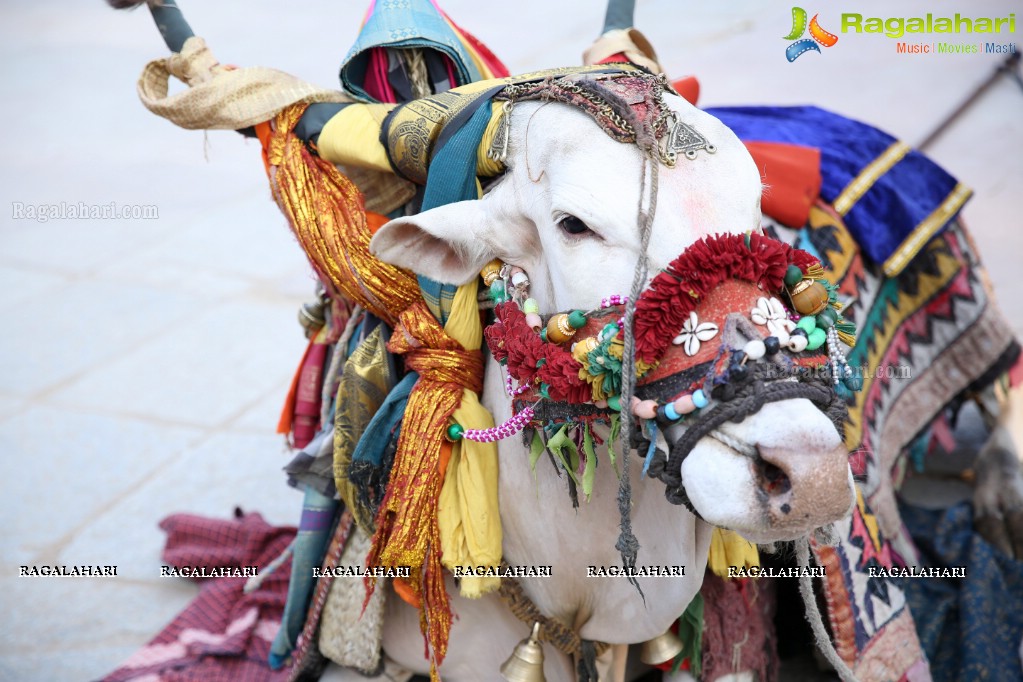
[658, 362, 848, 506]
[796, 536, 860, 682]
[708, 428, 758, 459]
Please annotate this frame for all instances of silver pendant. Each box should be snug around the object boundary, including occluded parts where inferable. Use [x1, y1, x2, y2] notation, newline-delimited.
[666, 118, 717, 162]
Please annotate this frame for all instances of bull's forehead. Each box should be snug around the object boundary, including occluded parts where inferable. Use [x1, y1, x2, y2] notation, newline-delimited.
[509, 95, 763, 270]
[507, 94, 765, 296]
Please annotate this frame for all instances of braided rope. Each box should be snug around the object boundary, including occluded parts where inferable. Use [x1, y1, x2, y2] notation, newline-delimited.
[796, 537, 859, 682]
[657, 363, 848, 506]
[496, 568, 611, 659]
[405, 48, 432, 100]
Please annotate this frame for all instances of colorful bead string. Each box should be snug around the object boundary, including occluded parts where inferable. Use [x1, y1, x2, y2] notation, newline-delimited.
[447, 405, 536, 443]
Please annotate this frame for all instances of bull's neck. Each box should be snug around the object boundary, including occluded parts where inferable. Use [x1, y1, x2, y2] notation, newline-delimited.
[480, 354, 713, 644]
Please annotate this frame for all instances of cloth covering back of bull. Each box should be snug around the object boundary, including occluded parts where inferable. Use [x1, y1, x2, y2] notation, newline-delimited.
[104, 1, 1023, 681]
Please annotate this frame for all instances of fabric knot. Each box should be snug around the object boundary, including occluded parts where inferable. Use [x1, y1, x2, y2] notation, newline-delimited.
[403, 347, 484, 393]
[388, 301, 484, 394]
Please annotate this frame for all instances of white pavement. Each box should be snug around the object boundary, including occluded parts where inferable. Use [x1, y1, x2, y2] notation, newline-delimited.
[1, 1, 1020, 680]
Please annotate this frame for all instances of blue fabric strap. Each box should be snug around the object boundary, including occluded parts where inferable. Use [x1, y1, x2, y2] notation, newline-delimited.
[416, 100, 495, 324]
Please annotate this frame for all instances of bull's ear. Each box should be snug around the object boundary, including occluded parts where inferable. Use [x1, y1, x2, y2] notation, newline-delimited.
[369, 199, 492, 285]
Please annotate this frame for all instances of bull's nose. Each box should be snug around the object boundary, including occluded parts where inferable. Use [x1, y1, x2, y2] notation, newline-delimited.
[754, 443, 853, 526]
[753, 454, 793, 512]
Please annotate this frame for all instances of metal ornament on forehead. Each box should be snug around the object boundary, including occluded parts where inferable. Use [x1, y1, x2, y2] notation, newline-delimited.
[496, 70, 716, 167]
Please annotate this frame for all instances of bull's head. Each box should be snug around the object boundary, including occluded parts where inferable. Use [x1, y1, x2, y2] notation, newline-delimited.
[371, 88, 855, 543]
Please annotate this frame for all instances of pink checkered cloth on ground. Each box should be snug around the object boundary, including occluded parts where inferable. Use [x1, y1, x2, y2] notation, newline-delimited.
[102, 510, 296, 682]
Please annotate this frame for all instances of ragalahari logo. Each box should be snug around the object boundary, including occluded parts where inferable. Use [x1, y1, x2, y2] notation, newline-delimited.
[784, 7, 839, 61]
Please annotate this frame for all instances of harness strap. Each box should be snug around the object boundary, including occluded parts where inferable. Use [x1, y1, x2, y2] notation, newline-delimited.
[495, 564, 611, 663]
[659, 363, 848, 507]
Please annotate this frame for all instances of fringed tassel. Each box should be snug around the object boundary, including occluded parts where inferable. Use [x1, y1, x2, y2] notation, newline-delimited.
[804, 262, 826, 279]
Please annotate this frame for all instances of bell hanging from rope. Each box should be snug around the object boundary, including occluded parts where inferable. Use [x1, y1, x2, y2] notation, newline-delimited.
[500, 621, 546, 682]
[639, 628, 685, 666]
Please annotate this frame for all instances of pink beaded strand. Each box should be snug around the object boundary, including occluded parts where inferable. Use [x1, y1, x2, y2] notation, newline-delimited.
[600, 294, 628, 308]
[462, 406, 535, 443]
[505, 373, 531, 398]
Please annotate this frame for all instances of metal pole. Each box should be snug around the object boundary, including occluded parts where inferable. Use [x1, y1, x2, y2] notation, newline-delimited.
[146, 0, 194, 53]
[918, 52, 1022, 151]
[106, 0, 195, 53]
[602, 0, 636, 33]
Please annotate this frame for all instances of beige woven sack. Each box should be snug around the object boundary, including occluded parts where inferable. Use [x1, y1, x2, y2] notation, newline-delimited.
[318, 524, 387, 674]
[136, 36, 414, 213]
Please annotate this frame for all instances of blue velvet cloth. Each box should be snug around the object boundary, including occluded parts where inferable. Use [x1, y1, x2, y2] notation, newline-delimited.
[898, 501, 1023, 682]
[707, 106, 969, 271]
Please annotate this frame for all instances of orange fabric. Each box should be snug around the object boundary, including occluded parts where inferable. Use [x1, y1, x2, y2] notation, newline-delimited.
[254, 121, 273, 176]
[366, 211, 390, 235]
[393, 577, 422, 608]
[671, 76, 700, 106]
[391, 439, 450, 611]
[438, 440, 453, 481]
[745, 140, 822, 228]
[366, 302, 485, 672]
[276, 337, 315, 435]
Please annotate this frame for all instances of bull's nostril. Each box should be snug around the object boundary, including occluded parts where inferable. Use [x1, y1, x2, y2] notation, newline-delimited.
[755, 458, 792, 496]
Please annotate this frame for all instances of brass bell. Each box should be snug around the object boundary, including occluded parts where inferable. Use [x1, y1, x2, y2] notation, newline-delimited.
[500, 622, 546, 682]
[639, 628, 685, 666]
[297, 300, 326, 338]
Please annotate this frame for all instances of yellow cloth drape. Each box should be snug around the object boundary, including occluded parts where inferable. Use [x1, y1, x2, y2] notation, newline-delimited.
[437, 282, 502, 599]
[366, 282, 499, 676]
[707, 528, 759, 578]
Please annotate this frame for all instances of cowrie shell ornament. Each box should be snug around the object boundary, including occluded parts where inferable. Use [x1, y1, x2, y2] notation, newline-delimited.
[751, 297, 795, 343]
[672, 311, 719, 356]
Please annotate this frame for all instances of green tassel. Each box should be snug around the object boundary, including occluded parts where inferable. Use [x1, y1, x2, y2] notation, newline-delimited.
[835, 320, 857, 346]
[581, 424, 597, 500]
[546, 425, 580, 485]
[529, 430, 545, 476]
[671, 592, 704, 677]
[608, 414, 621, 477]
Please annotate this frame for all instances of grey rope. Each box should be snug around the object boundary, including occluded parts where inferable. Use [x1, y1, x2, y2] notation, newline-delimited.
[796, 537, 859, 682]
[616, 139, 660, 596]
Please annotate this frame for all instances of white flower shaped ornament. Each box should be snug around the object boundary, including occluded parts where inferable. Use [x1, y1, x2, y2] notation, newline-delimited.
[751, 297, 795, 342]
[672, 311, 719, 356]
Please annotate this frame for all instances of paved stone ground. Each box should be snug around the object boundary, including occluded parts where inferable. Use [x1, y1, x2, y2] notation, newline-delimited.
[0, 1, 1019, 679]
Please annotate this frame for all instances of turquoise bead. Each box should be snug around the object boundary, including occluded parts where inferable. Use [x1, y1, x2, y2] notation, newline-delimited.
[806, 328, 827, 351]
[490, 280, 506, 302]
[796, 316, 817, 333]
[784, 265, 804, 287]
[692, 389, 709, 409]
[446, 423, 464, 441]
[568, 310, 587, 329]
[607, 395, 621, 411]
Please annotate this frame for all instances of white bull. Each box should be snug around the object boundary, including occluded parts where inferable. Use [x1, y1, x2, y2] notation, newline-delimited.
[354, 92, 857, 681]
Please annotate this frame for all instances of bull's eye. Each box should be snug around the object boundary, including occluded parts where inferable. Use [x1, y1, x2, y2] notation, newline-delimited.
[557, 214, 592, 236]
